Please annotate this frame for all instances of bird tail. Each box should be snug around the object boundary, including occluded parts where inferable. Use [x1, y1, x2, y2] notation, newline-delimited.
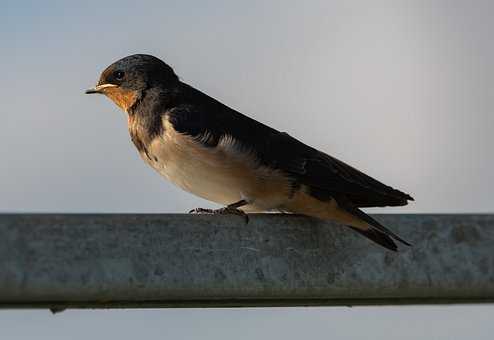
[283, 190, 410, 251]
[348, 226, 398, 251]
[337, 196, 411, 251]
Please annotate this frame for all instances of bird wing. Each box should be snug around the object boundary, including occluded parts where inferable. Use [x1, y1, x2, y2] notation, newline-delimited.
[168, 83, 413, 208]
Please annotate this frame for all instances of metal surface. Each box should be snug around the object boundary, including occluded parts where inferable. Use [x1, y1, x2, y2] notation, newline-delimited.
[0, 214, 493, 309]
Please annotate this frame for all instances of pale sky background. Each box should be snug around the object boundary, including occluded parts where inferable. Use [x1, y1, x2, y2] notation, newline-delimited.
[1, 0, 493, 339]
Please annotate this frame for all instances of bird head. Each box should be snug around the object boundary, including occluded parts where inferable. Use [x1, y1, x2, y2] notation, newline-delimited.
[85, 54, 178, 112]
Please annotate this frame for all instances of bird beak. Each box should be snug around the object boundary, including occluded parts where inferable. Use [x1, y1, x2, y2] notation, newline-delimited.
[85, 83, 118, 94]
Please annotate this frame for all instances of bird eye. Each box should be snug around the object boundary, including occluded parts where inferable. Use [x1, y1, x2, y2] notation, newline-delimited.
[114, 71, 125, 80]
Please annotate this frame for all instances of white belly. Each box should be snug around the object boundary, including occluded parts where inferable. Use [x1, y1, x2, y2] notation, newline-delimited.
[142, 120, 293, 211]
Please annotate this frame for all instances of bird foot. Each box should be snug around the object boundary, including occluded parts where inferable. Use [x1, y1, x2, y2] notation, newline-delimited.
[189, 207, 249, 223]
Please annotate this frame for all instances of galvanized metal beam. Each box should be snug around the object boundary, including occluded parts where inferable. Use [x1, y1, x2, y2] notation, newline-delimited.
[0, 214, 493, 309]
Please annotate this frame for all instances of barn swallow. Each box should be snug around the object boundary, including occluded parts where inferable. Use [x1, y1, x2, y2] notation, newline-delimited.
[86, 54, 414, 251]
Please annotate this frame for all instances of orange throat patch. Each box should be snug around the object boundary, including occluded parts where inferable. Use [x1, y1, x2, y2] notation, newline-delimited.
[104, 87, 139, 112]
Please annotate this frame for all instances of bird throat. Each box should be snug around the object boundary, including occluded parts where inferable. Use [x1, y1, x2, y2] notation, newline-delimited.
[104, 87, 140, 113]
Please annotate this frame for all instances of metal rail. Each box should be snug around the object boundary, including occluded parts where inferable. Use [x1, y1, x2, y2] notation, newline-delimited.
[0, 214, 492, 310]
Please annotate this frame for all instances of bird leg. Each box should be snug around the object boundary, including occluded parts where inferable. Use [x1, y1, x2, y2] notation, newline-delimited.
[189, 199, 249, 223]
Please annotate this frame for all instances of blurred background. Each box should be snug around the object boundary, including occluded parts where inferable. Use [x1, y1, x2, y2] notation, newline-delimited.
[1, 0, 493, 339]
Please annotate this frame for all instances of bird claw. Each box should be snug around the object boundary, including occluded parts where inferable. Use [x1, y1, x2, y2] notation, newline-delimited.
[189, 207, 214, 214]
[218, 207, 250, 224]
[189, 207, 249, 223]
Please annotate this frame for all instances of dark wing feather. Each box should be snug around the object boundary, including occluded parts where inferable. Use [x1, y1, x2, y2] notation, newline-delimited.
[168, 83, 413, 208]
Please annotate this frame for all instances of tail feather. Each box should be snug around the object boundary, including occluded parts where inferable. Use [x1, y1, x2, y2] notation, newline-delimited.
[351, 207, 411, 246]
[337, 195, 411, 248]
[348, 226, 398, 252]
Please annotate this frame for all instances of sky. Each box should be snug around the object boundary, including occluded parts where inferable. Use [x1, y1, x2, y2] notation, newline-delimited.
[1, 0, 493, 339]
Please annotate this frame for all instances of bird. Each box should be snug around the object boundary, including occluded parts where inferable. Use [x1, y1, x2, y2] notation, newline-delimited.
[86, 54, 414, 251]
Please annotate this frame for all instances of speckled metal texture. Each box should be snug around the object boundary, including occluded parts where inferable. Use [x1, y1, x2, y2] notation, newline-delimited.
[0, 214, 492, 308]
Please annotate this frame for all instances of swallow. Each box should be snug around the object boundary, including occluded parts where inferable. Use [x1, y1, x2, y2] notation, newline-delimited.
[86, 54, 414, 251]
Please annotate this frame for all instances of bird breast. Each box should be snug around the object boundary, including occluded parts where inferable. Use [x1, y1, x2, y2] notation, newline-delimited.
[133, 117, 293, 211]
